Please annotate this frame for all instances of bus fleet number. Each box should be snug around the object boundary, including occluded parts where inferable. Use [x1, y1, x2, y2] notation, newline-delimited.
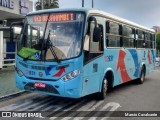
[105, 55, 113, 62]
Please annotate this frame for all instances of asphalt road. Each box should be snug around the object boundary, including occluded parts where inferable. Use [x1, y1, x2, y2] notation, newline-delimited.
[0, 70, 160, 120]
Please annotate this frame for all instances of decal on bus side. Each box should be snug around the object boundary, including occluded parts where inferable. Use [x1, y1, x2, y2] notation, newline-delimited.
[53, 67, 66, 77]
[147, 50, 152, 64]
[105, 55, 113, 62]
[128, 50, 140, 77]
[45, 65, 56, 76]
[116, 50, 131, 83]
[151, 50, 155, 63]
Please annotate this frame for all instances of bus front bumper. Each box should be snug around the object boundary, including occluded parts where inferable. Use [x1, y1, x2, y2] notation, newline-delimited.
[15, 73, 82, 98]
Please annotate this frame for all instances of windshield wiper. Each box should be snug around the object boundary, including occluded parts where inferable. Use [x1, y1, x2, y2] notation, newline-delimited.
[41, 14, 50, 61]
[45, 31, 60, 63]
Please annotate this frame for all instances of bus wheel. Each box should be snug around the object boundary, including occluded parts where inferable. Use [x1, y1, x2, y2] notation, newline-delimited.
[98, 78, 108, 100]
[137, 67, 145, 84]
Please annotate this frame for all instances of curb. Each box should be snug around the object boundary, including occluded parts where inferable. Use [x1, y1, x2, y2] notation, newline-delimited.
[0, 91, 29, 102]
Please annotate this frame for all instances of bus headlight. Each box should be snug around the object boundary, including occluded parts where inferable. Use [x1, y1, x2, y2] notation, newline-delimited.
[15, 67, 23, 77]
[62, 70, 80, 82]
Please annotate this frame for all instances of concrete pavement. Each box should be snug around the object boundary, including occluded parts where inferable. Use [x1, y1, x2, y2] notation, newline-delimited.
[0, 67, 20, 97]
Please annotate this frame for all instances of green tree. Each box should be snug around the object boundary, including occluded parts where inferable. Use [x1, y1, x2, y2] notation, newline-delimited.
[156, 32, 160, 56]
[35, 0, 59, 10]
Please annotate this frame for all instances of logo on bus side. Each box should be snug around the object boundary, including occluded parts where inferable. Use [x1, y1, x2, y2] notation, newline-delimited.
[105, 55, 113, 62]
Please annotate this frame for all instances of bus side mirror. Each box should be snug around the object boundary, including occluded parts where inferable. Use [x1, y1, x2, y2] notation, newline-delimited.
[88, 17, 100, 53]
[10, 21, 24, 42]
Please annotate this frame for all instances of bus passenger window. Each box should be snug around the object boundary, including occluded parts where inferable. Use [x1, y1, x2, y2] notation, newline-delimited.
[106, 22, 120, 47]
[98, 24, 104, 51]
[136, 30, 145, 48]
[122, 26, 135, 48]
[145, 32, 151, 48]
[151, 34, 155, 49]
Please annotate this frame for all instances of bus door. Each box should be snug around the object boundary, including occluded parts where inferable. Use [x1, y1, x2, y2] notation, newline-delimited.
[82, 16, 104, 96]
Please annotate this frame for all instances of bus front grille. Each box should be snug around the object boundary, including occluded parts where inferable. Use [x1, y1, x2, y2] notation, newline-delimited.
[24, 83, 59, 94]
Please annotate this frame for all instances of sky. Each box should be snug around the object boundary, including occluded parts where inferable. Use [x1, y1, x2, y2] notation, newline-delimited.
[31, 0, 160, 28]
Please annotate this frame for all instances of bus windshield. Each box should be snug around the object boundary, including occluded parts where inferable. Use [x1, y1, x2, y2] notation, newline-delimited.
[19, 12, 85, 61]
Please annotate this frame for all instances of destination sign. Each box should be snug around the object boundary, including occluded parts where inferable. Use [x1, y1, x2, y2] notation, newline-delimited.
[33, 13, 75, 22]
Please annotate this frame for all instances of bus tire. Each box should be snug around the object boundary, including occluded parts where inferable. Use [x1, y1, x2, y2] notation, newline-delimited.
[137, 66, 145, 84]
[98, 78, 108, 100]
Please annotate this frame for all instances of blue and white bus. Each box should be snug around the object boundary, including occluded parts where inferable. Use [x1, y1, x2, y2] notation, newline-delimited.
[13, 8, 156, 99]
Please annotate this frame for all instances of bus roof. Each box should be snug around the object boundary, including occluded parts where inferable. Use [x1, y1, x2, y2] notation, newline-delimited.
[28, 8, 155, 33]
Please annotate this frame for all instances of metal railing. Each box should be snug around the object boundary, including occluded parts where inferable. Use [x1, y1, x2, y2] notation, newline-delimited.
[0, 52, 16, 67]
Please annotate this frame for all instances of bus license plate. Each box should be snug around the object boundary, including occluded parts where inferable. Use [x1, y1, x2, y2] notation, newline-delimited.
[34, 82, 46, 88]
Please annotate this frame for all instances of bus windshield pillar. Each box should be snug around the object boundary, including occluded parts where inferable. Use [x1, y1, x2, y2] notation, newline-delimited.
[0, 31, 3, 69]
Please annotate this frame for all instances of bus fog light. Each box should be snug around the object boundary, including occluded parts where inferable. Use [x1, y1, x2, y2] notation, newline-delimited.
[62, 70, 80, 82]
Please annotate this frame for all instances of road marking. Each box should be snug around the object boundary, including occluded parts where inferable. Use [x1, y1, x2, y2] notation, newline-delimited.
[45, 99, 74, 111]
[49, 99, 88, 120]
[29, 98, 63, 111]
[51, 102, 120, 120]
[0, 104, 17, 111]
[0, 91, 25, 99]
[0, 99, 33, 111]
[72, 100, 104, 120]
[60, 100, 97, 120]
[88, 102, 121, 120]
[19, 97, 54, 111]
[87, 100, 104, 111]
[0, 93, 121, 120]
[77, 100, 96, 111]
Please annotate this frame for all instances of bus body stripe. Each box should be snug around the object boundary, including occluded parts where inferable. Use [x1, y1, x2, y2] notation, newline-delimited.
[128, 49, 140, 77]
[151, 50, 155, 63]
[147, 50, 152, 64]
[116, 50, 131, 82]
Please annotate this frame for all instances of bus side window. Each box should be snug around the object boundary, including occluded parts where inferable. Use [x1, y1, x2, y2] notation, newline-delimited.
[119, 25, 123, 47]
[145, 32, 151, 48]
[106, 21, 109, 47]
[106, 21, 120, 47]
[136, 30, 145, 48]
[122, 25, 134, 48]
[150, 34, 155, 49]
[98, 24, 104, 51]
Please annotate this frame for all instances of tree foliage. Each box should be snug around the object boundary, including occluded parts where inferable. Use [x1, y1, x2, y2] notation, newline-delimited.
[35, 0, 59, 10]
[156, 32, 160, 51]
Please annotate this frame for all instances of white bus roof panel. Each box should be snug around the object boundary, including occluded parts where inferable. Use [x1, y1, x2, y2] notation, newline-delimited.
[87, 9, 155, 33]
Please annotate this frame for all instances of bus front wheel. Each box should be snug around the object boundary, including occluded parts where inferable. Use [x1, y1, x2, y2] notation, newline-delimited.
[98, 78, 108, 100]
